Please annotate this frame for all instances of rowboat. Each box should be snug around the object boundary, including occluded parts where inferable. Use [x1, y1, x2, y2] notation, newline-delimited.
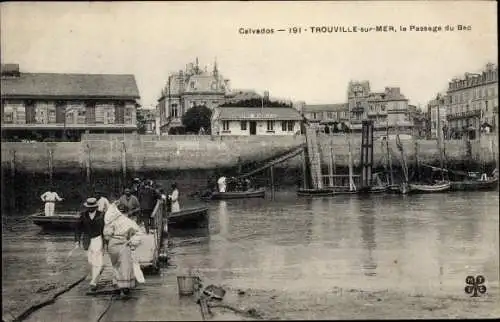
[164, 206, 209, 228]
[369, 185, 389, 193]
[450, 177, 499, 191]
[208, 188, 266, 200]
[31, 211, 80, 230]
[408, 181, 451, 193]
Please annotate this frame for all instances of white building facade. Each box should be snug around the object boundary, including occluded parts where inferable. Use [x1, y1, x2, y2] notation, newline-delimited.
[211, 107, 302, 136]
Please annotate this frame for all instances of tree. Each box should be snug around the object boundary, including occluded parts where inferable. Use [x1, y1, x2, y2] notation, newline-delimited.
[219, 98, 292, 108]
[181, 105, 212, 134]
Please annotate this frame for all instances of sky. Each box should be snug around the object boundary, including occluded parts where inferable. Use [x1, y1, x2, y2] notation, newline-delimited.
[1, 1, 497, 109]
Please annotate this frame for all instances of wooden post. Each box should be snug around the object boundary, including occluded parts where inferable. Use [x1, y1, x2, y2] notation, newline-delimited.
[270, 165, 275, 198]
[301, 148, 307, 189]
[10, 149, 16, 178]
[328, 144, 333, 188]
[121, 141, 127, 182]
[414, 140, 420, 182]
[48, 147, 54, 186]
[86, 144, 91, 184]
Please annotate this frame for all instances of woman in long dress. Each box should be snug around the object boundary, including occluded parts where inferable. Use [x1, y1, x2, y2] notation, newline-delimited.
[169, 183, 180, 213]
[103, 203, 145, 296]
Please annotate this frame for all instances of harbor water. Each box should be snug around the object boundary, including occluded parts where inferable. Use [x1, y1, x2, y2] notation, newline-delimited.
[2, 189, 499, 320]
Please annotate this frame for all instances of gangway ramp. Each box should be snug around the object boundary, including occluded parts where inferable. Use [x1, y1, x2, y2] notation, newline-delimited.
[238, 143, 306, 179]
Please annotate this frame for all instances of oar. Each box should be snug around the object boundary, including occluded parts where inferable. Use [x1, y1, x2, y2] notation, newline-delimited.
[65, 244, 79, 261]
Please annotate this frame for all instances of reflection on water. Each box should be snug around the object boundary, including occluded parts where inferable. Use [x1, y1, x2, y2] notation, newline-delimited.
[2, 190, 499, 311]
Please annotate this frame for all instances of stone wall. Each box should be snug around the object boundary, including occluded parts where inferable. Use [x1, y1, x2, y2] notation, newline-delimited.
[1, 133, 498, 175]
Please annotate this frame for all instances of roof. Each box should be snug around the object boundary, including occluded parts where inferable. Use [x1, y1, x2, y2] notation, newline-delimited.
[216, 107, 302, 121]
[303, 103, 348, 113]
[1, 72, 140, 99]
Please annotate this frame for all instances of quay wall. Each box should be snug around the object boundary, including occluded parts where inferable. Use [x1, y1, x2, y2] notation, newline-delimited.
[1, 133, 498, 175]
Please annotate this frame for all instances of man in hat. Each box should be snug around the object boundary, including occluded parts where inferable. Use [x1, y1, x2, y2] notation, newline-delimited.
[138, 180, 161, 234]
[40, 186, 63, 216]
[95, 191, 110, 214]
[75, 197, 105, 292]
[117, 188, 141, 220]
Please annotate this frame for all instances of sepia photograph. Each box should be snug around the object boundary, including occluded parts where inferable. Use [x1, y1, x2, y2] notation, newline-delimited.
[1, 1, 498, 321]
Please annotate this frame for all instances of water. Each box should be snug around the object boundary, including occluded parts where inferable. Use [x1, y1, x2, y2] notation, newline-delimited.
[2, 189, 499, 320]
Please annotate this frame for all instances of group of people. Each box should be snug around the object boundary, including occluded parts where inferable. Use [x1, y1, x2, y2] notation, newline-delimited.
[40, 178, 182, 295]
[216, 176, 252, 193]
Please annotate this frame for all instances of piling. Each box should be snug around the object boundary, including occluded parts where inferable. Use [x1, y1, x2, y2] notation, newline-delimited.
[48, 148, 54, 186]
[85, 143, 90, 183]
[121, 141, 127, 182]
[10, 149, 16, 178]
[301, 148, 307, 189]
[270, 165, 275, 198]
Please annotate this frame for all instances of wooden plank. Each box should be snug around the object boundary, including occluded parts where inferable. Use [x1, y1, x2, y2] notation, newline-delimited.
[134, 233, 156, 266]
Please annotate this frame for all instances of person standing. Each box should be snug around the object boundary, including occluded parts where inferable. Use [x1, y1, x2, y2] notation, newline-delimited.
[217, 176, 227, 193]
[169, 183, 180, 213]
[95, 191, 110, 214]
[118, 188, 141, 220]
[138, 180, 160, 234]
[104, 203, 144, 296]
[40, 186, 63, 216]
[75, 198, 105, 292]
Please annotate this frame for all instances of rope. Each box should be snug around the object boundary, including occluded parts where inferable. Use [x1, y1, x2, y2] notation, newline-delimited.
[96, 295, 116, 322]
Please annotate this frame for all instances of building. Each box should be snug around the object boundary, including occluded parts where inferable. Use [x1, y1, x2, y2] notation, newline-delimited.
[157, 58, 230, 134]
[301, 103, 349, 133]
[347, 81, 412, 134]
[408, 104, 428, 138]
[302, 81, 412, 135]
[1, 64, 140, 141]
[446, 63, 498, 139]
[427, 94, 448, 139]
[137, 108, 158, 135]
[211, 106, 302, 136]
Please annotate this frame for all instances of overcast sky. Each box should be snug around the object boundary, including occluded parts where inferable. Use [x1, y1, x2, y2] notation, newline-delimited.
[1, 1, 497, 109]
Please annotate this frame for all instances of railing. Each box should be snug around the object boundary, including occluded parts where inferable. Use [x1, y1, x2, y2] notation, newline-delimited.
[1, 123, 137, 129]
[150, 199, 166, 268]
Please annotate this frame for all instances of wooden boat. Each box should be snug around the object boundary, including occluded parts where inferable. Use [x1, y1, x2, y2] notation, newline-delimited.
[369, 185, 389, 193]
[297, 188, 336, 196]
[164, 206, 209, 228]
[408, 181, 451, 193]
[208, 188, 266, 200]
[450, 177, 499, 191]
[31, 211, 80, 230]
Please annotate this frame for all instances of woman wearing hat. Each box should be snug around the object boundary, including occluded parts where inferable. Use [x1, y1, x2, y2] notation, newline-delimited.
[75, 197, 106, 292]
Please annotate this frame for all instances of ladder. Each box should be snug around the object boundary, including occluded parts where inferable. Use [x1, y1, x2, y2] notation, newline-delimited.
[305, 127, 323, 189]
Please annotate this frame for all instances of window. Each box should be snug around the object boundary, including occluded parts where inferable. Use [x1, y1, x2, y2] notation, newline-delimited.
[287, 121, 294, 131]
[241, 121, 247, 131]
[313, 112, 317, 119]
[190, 82, 195, 89]
[281, 121, 287, 131]
[223, 121, 230, 131]
[171, 104, 178, 118]
[267, 120, 274, 131]
[327, 112, 333, 118]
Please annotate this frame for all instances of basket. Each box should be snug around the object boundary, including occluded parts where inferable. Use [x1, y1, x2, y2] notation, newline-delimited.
[177, 275, 200, 296]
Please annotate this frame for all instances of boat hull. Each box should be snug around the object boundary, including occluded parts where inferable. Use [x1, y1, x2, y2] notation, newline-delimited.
[297, 188, 358, 196]
[31, 212, 80, 231]
[450, 178, 499, 191]
[209, 188, 266, 200]
[165, 206, 209, 228]
[408, 182, 451, 193]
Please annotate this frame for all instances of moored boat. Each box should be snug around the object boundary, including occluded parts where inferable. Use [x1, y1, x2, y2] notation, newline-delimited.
[408, 181, 451, 193]
[208, 188, 266, 200]
[31, 211, 80, 230]
[165, 206, 209, 228]
[450, 177, 499, 191]
[297, 188, 337, 196]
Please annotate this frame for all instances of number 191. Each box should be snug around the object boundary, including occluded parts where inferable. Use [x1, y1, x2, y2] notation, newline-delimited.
[289, 27, 302, 34]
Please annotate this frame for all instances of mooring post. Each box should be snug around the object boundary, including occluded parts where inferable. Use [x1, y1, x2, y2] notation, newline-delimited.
[301, 148, 307, 189]
[10, 149, 16, 178]
[85, 144, 91, 184]
[270, 165, 275, 198]
[121, 141, 127, 182]
[48, 147, 54, 186]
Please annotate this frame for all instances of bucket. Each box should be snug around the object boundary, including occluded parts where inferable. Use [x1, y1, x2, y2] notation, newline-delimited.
[177, 276, 200, 296]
